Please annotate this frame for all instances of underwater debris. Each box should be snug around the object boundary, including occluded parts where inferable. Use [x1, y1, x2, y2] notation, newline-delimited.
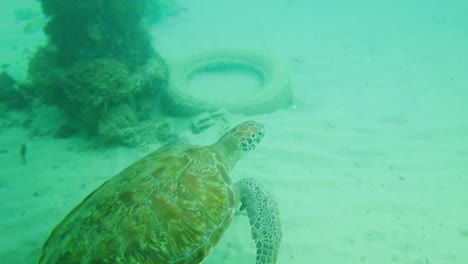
[162, 50, 292, 116]
[191, 110, 228, 134]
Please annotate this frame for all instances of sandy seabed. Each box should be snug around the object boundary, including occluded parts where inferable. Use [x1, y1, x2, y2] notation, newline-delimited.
[1, 0, 468, 263]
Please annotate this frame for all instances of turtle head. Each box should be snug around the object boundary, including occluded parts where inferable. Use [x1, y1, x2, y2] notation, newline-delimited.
[230, 120, 265, 152]
[212, 120, 264, 171]
[213, 120, 264, 168]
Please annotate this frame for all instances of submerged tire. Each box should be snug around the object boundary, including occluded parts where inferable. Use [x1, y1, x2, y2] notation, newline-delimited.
[161, 50, 292, 116]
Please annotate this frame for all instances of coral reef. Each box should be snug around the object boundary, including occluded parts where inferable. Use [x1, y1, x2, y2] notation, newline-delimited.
[27, 0, 170, 145]
[39, 0, 150, 69]
[98, 104, 178, 146]
[0, 71, 30, 110]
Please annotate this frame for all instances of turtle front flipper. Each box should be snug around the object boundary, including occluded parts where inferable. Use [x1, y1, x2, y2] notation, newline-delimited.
[235, 178, 282, 264]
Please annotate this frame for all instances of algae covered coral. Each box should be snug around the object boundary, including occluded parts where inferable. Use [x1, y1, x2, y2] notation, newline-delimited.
[27, 0, 172, 145]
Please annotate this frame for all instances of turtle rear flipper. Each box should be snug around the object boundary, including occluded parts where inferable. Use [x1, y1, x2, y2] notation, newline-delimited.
[235, 178, 282, 264]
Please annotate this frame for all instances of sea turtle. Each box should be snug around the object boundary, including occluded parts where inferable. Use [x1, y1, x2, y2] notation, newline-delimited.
[39, 120, 282, 264]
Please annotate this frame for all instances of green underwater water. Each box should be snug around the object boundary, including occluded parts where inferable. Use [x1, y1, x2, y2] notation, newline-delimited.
[1, 0, 468, 263]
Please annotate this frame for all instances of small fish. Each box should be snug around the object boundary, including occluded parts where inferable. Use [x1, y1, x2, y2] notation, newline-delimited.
[23, 15, 52, 34]
[14, 8, 40, 21]
[20, 143, 27, 165]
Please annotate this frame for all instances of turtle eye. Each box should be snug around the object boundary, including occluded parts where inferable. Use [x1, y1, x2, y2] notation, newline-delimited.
[254, 127, 264, 144]
[256, 128, 264, 140]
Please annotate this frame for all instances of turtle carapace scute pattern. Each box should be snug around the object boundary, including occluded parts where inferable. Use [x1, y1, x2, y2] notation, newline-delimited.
[39, 120, 282, 264]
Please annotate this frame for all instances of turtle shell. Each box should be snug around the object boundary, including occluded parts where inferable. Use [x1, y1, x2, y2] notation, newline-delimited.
[39, 144, 236, 263]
